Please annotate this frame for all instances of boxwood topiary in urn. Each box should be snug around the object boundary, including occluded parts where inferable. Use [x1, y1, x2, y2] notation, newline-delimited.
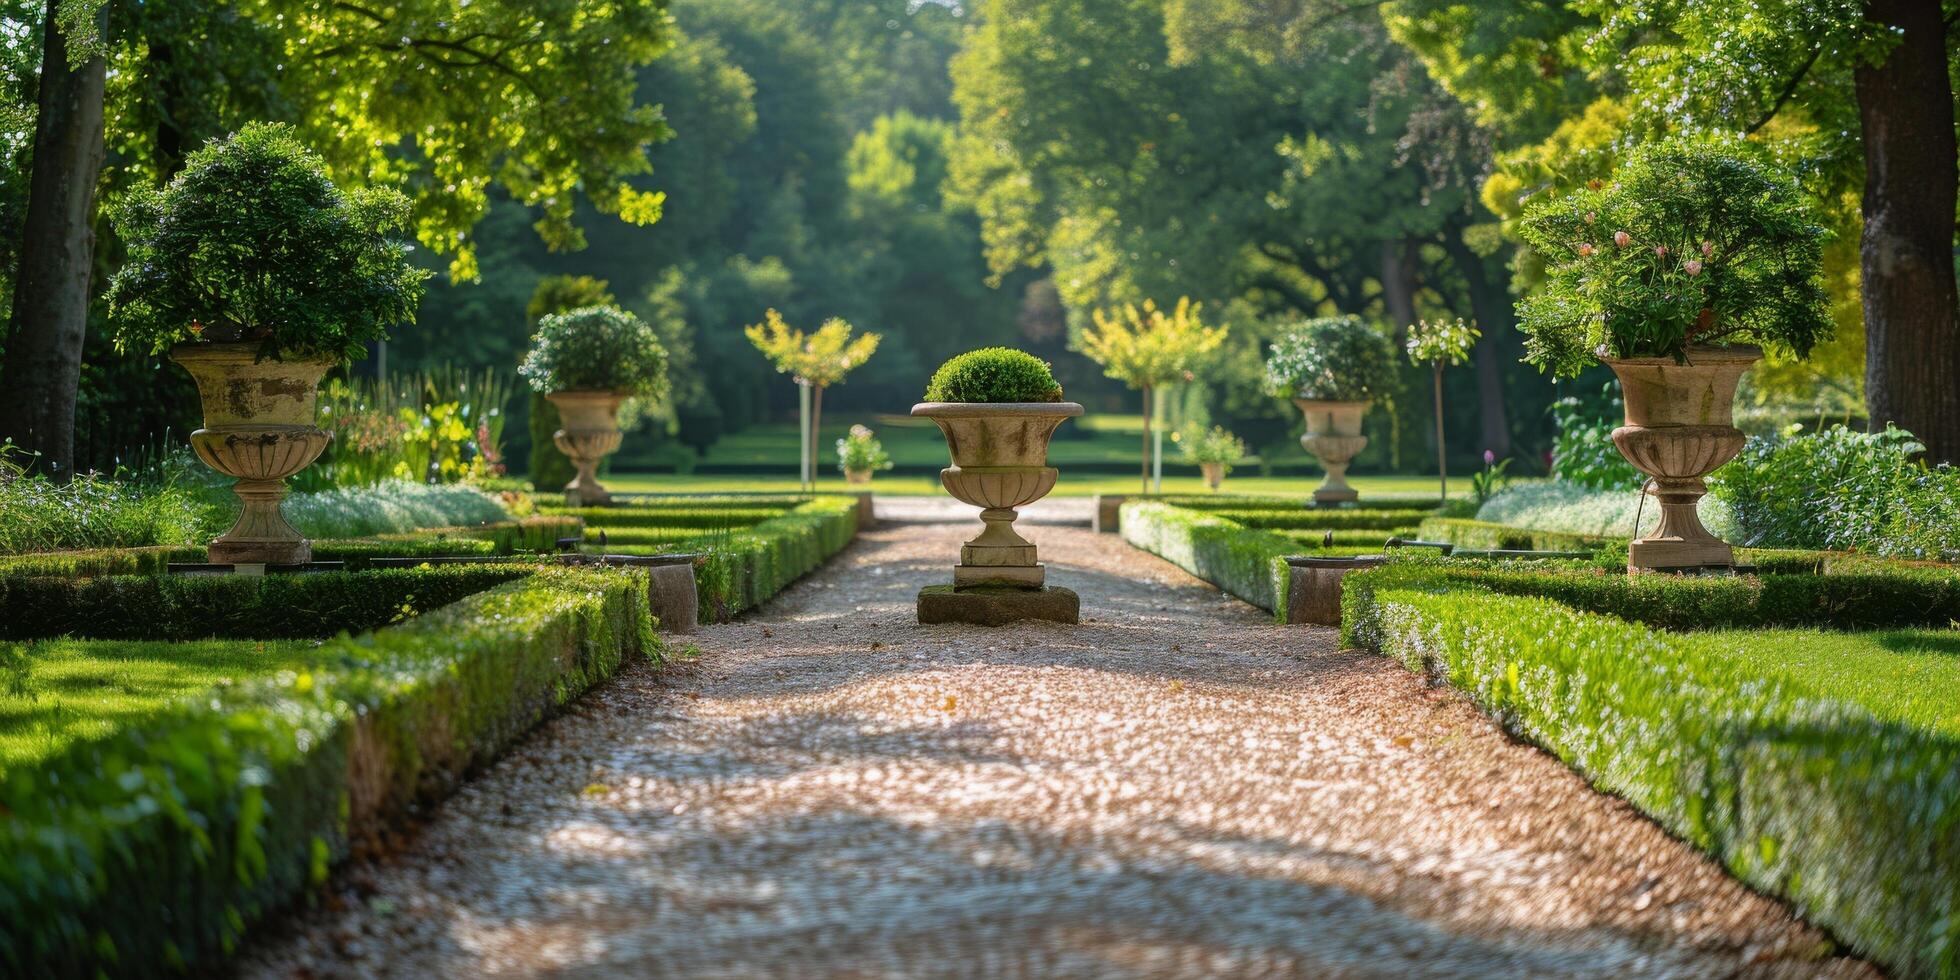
[519, 305, 669, 506]
[1517, 135, 1832, 571]
[914, 349, 1082, 621]
[105, 122, 428, 565]
[1263, 315, 1398, 504]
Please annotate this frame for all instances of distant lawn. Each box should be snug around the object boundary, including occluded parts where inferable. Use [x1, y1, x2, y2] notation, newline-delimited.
[601, 471, 1461, 499]
[0, 638, 316, 770]
[1704, 628, 1960, 735]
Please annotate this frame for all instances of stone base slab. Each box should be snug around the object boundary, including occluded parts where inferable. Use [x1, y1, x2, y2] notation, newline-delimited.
[1310, 487, 1359, 505]
[953, 563, 1044, 588]
[1629, 537, 1735, 572]
[1092, 494, 1127, 533]
[918, 585, 1079, 626]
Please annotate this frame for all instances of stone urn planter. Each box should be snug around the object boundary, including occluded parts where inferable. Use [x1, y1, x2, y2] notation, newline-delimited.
[912, 401, 1084, 591]
[547, 390, 628, 507]
[1605, 345, 1759, 571]
[844, 467, 872, 485]
[1200, 461, 1225, 491]
[172, 343, 336, 565]
[1293, 399, 1371, 504]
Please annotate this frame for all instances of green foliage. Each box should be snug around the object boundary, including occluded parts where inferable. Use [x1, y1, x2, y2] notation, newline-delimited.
[519, 306, 670, 398]
[308, 366, 514, 489]
[1404, 317, 1479, 367]
[0, 566, 655, 975]
[0, 566, 530, 641]
[525, 276, 617, 327]
[1414, 517, 1607, 554]
[1549, 382, 1643, 490]
[1710, 424, 1960, 560]
[281, 481, 511, 539]
[104, 123, 428, 361]
[688, 497, 861, 622]
[1516, 136, 1833, 377]
[1342, 576, 1959, 977]
[1262, 316, 1400, 402]
[1198, 507, 1436, 533]
[836, 425, 893, 475]
[1076, 297, 1227, 390]
[1176, 425, 1246, 467]
[923, 348, 1063, 403]
[1469, 453, 1513, 505]
[1475, 481, 1738, 541]
[744, 310, 881, 388]
[0, 468, 215, 556]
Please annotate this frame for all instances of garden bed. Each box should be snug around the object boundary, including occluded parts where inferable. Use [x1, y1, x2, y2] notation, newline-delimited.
[0, 563, 657, 976]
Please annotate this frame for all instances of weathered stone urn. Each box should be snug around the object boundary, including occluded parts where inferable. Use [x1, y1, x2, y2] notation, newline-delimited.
[1293, 399, 1371, 504]
[547, 390, 628, 507]
[912, 401, 1083, 607]
[1200, 461, 1225, 491]
[172, 343, 336, 565]
[844, 467, 873, 485]
[1605, 345, 1760, 572]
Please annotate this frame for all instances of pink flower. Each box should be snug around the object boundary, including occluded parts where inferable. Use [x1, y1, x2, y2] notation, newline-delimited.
[1701, 241, 1714, 257]
[1613, 230, 1631, 248]
[1584, 211, 1597, 225]
[1654, 245, 1669, 258]
[1578, 243, 1596, 258]
[1483, 449, 1497, 466]
[1684, 259, 1704, 276]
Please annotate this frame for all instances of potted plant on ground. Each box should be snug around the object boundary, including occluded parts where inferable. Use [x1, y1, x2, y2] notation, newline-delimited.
[1518, 135, 1831, 571]
[519, 305, 669, 506]
[104, 123, 427, 565]
[1263, 315, 1399, 504]
[913, 348, 1082, 622]
[1178, 425, 1247, 491]
[837, 424, 893, 484]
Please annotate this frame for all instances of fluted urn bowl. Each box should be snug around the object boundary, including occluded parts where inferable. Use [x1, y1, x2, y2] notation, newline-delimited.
[1604, 345, 1760, 572]
[912, 401, 1084, 588]
[171, 343, 337, 565]
[1292, 398, 1372, 504]
[547, 390, 629, 507]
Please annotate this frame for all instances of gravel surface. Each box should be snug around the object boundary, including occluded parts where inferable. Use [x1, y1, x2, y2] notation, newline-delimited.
[240, 521, 1871, 978]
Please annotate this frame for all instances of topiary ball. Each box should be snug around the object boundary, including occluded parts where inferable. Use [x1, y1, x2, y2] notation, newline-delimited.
[520, 305, 670, 399]
[923, 348, 1064, 403]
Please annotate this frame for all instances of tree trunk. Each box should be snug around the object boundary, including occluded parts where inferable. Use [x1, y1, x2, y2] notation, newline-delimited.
[1380, 238, 1418, 344]
[1856, 0, 1960, 462]
[1441, 231, 1514, 459]
[0, 0, 108, 478]
[811, 384, 825, 489]
[1139, 384, 1151, 494]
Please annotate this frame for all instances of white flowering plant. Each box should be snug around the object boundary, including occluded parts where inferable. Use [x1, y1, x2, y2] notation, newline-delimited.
[836, 425, 893, 474]
[1516, 135, 1832, 378]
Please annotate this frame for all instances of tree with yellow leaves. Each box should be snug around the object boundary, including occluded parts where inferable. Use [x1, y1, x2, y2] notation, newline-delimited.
[745, 310, 882, 489]
[1075, 297, 1227, 492]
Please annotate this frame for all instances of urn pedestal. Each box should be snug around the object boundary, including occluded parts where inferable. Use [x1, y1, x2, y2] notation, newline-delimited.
[1200, 461, 1225, 491]
[171, 344, 336, 565]
[1293, 399, 1371, 504]
[912, 401, 1084, 624]
[547, 391, 628, 507]
[1604, 346, 1760, 572]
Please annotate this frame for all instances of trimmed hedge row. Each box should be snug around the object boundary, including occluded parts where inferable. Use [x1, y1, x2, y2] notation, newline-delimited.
[1341, 579, 1959, 978]
[1119, 501, 1293, 617]
[0, 565, 657, 976]
[1341, 558, 1960, 633]
[693, 496, 860, 621]
[0, 516, 583, 578]
[1156, 494, 1441, 512]
[1415, 517, 1608, 553]
[1195, 507, 1435, 532]
[0, 566, 533, 641]
[544, 505, 794, 530]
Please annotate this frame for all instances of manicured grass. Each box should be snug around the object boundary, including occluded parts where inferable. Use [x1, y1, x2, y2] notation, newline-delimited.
[1706, 627, 1960, 735]
[0, 638, 315, 770]
[603, 470, 1456, 499]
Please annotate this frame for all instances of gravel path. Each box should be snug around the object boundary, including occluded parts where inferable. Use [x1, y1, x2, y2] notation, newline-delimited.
[241, 522, 1870, 978]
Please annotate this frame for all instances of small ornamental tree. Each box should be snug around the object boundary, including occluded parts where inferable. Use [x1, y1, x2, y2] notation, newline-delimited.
[1516, 135, 1833, 377]
[519, 306, 669, 399]
[745, 310, 881, 488]
[1075, 297, 1227, 492]
[1406, 317, 1481, 502]
[105, 123, 428, 361]
[1263, 315, 1399, 402]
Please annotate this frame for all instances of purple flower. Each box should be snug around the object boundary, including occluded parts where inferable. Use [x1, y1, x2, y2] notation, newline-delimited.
[1483, 449, 1497, 466]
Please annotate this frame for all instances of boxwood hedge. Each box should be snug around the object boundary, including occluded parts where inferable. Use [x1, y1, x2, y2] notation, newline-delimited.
[0, 565, 656, 976]
[1341, 575, 1959, 978]
[693, 496, 861, 621]
[1119, 501, 1295, 617]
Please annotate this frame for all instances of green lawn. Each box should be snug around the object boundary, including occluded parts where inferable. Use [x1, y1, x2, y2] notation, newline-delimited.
[1705, 627, 1960, 735]
[603, 471, 1457, 499]
[0, 638, 316, 770]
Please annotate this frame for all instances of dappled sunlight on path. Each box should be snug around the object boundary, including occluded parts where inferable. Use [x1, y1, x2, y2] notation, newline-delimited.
[240, 523, 1870, 978]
